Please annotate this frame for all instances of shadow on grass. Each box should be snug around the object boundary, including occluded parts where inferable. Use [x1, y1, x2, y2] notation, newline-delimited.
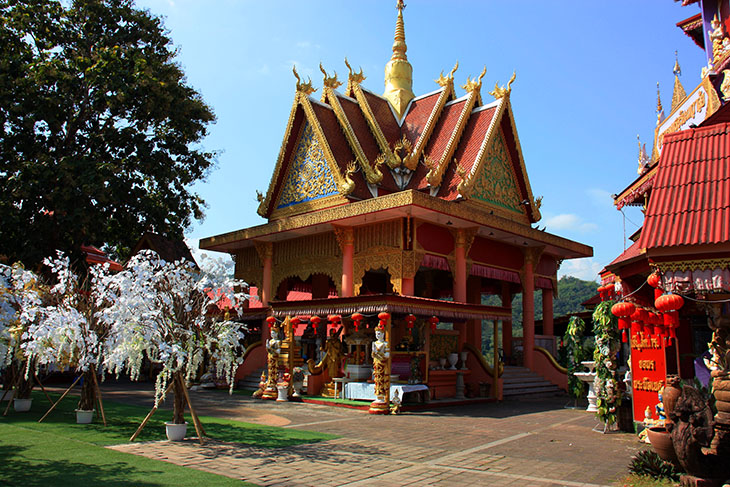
[0, 444, 162, 487]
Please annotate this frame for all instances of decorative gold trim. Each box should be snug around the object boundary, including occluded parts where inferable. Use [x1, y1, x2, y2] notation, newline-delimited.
[651, 258, 730, 273]
[457, 98, 505, 198]
[502, 99, 542, 221]
[353, 246, 404, 296]
[408, 86, 453, 171]
[332, 225, 354, 251]
[323, 86, 383, 184]
[613, 164, 659, 207]
[489, 71, 516, 100]
[201, 190, 592, 258]
[344, 58, 366, 95]
[454, 227, 479, 254]
[272, 257, 342, 298]
[269, 193, 349, 220]
[426, 87, 480, 188]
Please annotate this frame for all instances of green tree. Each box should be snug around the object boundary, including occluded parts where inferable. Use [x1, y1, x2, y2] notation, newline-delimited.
[0, 0, 215, 267]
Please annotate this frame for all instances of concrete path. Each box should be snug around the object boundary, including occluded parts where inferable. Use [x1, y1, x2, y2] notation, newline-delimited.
[91, 382, 641, 486]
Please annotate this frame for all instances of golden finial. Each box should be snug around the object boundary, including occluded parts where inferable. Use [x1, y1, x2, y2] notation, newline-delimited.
[436, 61, 459, 87]
[489, 71, 516, 99]
[292, 66, 316, 96]
[344, 58, 366, 86]
[656, 82, 664, 125]
[384, 0, 414, 118]
[671, 51, 686, 111]
[462, 66, 487, 93]
[256, 190, 264, 203]
[319, 63, 343, 90]
[673, 50, 681, 76]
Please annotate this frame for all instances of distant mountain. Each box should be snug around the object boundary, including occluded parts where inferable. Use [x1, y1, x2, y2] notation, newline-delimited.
[481, 276, 597, 355]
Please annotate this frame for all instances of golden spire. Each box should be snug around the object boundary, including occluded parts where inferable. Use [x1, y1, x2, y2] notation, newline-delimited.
[656, 82, 664, 125]
[383, 0, 415, 118]
[671, 51, 686, 111]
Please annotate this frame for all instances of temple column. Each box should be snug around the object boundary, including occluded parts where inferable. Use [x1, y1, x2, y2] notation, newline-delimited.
[335, 226, 355, 297]
[501, 282, 512, 362]
[521, 246, 543, 370]
[542, 287, 554, 337]
[256, 242, 273, 306]
[401, 277, 414, 296]
[453, 232, 467, 303]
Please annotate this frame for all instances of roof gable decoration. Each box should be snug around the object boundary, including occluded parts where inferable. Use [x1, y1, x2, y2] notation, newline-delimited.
[319, 64, 384, 187]
[257, 68, 354, 218]
[456, 81, 542, 222]
[425, 66, 486, 189]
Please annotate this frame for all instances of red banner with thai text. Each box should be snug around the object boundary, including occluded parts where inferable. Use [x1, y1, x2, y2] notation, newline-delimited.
[630, 332, 667, 423]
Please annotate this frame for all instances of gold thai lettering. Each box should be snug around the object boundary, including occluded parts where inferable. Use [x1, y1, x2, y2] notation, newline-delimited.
[638, 360, 656, 371]
[658, 91, 708, 150]
[633, 377, 664, 392]
[631, 334, 662, 350]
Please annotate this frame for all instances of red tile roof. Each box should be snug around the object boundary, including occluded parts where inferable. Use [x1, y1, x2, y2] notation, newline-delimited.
[402, 90, 443, 146]
[638, 123, 730, 249]
[362, 89, 401, 146]
[606, 240, 643, 268]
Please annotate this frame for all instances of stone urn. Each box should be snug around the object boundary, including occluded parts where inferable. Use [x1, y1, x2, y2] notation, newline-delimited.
[646, 426, 680, 467]
[460, 351, 469, 370]
[448, 353, 458, 370]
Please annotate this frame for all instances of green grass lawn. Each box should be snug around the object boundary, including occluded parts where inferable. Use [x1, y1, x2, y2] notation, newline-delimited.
[0, 390, 338, 486]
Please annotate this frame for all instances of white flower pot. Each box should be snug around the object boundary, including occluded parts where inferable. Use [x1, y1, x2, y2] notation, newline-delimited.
[75, 409, 94, 424]
[165, 421, 188, 441]
[276, 385, 289, 402]
[13, 398, 32, 412]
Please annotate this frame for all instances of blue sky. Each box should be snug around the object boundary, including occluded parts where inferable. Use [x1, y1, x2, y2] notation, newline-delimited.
[135, 0, 706, 281]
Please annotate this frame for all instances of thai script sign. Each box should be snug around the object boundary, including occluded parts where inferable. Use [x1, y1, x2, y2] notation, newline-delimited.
[630, 332, 667, 423]
[655, 85, 708, 155]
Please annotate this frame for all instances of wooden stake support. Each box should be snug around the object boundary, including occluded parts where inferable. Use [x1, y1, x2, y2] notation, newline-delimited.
[178, 373, 205, 444]
[90, 366, 107, 426]
[38, 375, 82, 423]
[32, 371, 55, 406]
[129, 381, 174, 442]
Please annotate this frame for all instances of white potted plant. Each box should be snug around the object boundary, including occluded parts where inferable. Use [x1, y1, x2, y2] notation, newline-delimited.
[103, 251, 247, 441]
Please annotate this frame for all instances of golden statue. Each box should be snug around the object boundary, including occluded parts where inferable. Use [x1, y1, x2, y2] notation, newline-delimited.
[306, 326, 344, 397]
[369, 322, 391, 414]
[262, 325, 282, 400]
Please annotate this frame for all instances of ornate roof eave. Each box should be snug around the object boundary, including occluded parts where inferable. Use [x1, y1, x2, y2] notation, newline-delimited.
[257, 89, 354, 219]
[202, 189, 592, 259]
[613, 164, 659, 210]
[322, 84, 384, 185]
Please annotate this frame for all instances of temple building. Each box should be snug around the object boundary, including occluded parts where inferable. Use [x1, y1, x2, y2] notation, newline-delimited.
[201, 2, 591, 405]
[603, 0, 730, 423]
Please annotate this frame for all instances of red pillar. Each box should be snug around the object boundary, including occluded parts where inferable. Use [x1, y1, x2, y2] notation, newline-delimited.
[542, 287, 554, 336]
[453, 229, 467, 302]
[521, 249, 538, 370]
[501, 282, 512, 361]
[341, 227, 354, 297]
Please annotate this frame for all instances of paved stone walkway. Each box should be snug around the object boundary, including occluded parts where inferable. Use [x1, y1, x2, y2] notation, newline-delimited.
[93, 383, 642, 486]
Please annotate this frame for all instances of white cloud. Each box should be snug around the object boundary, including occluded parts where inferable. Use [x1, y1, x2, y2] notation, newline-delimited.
[586, 187, 613, 206]
[543, 213, 598, 233]
[296, 41, 320, 50]
[256, 64, 270, 75]
[558, 257, 602, 282]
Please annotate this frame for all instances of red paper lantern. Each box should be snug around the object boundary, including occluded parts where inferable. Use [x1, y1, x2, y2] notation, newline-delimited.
[328, 314, 342, 325]
[290, 317, 301, 332]
[605, 283, 615, 300]
[351, 312, 363, 332]
[656, 293, 684, 330]
[310, 315, 321, 326]
[612, 302, 635, 331]
[378, 312, 390, 327]
[429, 316, 439, 332]
[406, 314, 416, 330]
[597, 285, 606, 301]
[266, 316, 277, 328]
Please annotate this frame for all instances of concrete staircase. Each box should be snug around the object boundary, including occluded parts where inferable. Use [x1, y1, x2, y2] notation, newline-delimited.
[502, 366, 564, 399]
[237, 367, 265, 391]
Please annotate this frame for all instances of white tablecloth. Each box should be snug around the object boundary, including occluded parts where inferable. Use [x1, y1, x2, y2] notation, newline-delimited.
[344, 382, 428, 401]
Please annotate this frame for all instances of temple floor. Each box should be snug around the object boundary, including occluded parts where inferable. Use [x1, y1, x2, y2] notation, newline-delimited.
[62, 381, 643, 486]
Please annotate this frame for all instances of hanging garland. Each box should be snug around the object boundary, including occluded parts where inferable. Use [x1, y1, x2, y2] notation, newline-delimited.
[592, 300, 622, 426]
[564, 316, 588, 401]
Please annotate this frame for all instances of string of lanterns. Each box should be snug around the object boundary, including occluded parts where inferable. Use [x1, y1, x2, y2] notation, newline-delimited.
[264, 311, 440, 335]
[601, 271, 684, 345]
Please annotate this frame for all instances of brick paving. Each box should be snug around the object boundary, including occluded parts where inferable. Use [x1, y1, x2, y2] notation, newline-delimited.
[95, 382, 642, 486]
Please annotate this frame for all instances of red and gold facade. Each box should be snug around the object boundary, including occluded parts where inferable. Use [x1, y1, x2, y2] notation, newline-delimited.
[202, 2, 591, 400]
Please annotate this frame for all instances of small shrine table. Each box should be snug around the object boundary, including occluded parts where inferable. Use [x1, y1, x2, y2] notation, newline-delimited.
[344, 382, 428, 402]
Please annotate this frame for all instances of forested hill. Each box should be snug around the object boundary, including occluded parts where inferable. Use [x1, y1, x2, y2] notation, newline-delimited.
[483, 275, 598, 327]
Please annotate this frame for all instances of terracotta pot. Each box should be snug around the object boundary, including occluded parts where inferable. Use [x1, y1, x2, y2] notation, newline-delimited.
[646, 426, 680, 467]
[663, 375, 681, 419]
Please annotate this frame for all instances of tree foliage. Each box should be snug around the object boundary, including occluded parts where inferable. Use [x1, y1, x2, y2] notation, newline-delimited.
[592, 300, 621, 426]
[0, 0, 215, 267]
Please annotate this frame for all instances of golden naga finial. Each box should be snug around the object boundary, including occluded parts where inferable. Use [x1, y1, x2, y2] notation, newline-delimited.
[436, 61, 459, 87]
[490, 71, 516, 99]
[319, 63, 343, 90]
[462, 66, 487, 93]
[344, 58, 366, 86]
[656, 81, 664, 125]
[292, 66, 316, 96]
[256, 190, 264, 203]
[342, 160, 357, 195]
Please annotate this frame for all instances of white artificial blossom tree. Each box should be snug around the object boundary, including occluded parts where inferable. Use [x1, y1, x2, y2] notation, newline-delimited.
[103, 250, 248, 426]
[21, 252, 115, 411]
[0, 263, 46, 400]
